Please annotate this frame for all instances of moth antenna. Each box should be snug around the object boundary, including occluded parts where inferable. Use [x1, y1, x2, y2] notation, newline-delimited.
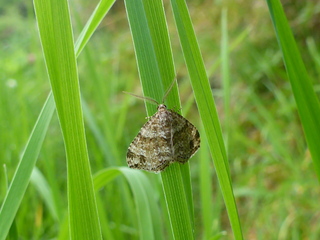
[123, 91, 159, 106]
[162, 78, 177, 104]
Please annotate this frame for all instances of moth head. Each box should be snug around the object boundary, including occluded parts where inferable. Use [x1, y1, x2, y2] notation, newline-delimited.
[157, 104, 167, 111]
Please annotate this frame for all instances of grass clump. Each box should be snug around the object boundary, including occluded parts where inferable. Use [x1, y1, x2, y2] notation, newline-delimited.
[1, 0, 320, 239]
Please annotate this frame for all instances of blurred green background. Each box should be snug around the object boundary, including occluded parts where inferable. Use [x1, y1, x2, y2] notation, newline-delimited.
[1, 0, 320, 239]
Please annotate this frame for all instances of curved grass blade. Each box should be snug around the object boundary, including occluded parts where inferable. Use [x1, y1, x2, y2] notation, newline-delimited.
[170, 0, 243, 238]
[0, 93, 55, 240]
[266, 0, 320, 179]
[30, 167, 59, 221]
[94, 167, 162, 240]
[75, 0, 116, 57]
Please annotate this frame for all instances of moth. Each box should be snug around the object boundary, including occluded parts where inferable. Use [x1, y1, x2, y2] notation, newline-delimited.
[124, 81, 200, 173]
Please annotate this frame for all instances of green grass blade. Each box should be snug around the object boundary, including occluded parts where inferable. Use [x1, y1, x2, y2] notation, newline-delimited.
[30, 167, 59, 221]
[124, 0, 195, 239]
[124, 0, 163, 110]
[221, 9, 231, 152]
[199, 128, 214, 239]
[0, 93, 55, 240]
[266, 0, 320, 179]
[170, 0, 243, 239]
[160, 165, 194, 239]
[82, 100, 116, 165]
[142, 1, 176, 92]
[94, 168, 161, 240]
[143, 0, 195, 235]
[33, 0, 102, 238]
[119, 168, 155, 240]
[306, 38, 320, 78]
[1, 1, 114, 239]
[75, 0, 115, 57]
[93, 168, 122, 191]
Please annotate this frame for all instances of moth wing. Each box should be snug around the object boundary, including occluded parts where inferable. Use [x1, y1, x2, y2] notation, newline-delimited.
[170, 111, 200, 163]
[126, 113, 172, 173]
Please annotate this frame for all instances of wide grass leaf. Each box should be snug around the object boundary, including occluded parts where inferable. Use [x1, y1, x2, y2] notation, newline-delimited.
[124, 0, 195, 239]
[34, 0, 102, 238]
[1, 1, 117, 239]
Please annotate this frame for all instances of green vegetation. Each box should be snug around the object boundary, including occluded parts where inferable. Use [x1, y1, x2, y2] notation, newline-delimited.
[1, 0, 320, 239]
